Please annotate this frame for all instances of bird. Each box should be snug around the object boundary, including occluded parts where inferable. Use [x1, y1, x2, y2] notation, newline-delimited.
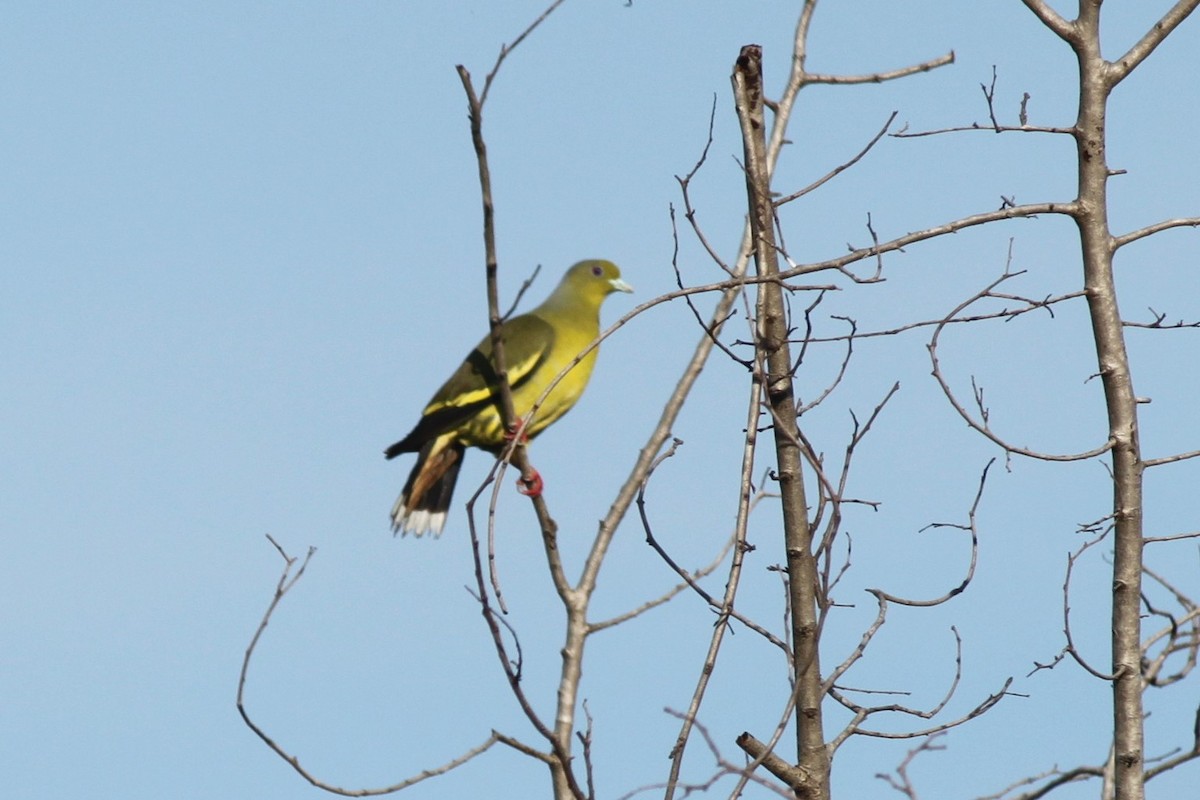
[385, 259, 633, 537]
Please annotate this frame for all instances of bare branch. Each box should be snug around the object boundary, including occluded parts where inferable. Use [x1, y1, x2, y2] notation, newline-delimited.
[876, 734, 947, 799]
[464, 493, 560, 744]
[892, 121, 1074, 138]
[1144, 530, 1200, 544]
[1143, 741, 1200, 781]
[775, 111, 898, 206]
[511, 205, 1077, 352]
[676, 96, 737, 279]
[1112, 216, 1200, 249]
[477, 0, 569, 106]
[928, 271, 1114, 462]
[578, 701, 596, 800]
[982, 65, 1002, 130]
[893, 68, 1076, 139]
[805, 51, 955, 86]
[238, 539, 508, 795]
[457, 20, 596, 792]
[1144, 448, 1200, 468]
[735, 45, 829, 790]
[592, 448, 736, 633]
[1061, 535, 1119, 681]
[976, 763, 1104, 800]
[1123, 306, 1200, 330]
[669, 205, 751, 369]
[829, 614, 1012, 751]
[636, 503, 784, 649]
[456, 59, 568, 612]
[502, 264, 542, 320]
[1108, 0, 1200, 85]
[795, 311, 857, 416]
[736, 731, 818, 797]
[1018, 0, 1077, 43]
[817, 201, 1077, 277]
[872, 460, 991, 608]
[1140, 565, 1200, 687]
[664, 344, 768, 797]
[672, 710, 794, 799]
[844, 675, 1013, 741]
[822, 591, 890, 701]
[803, 289, 1085, 345]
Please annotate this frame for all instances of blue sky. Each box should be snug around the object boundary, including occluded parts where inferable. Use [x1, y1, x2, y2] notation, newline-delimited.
[3, 2, 1198, 798]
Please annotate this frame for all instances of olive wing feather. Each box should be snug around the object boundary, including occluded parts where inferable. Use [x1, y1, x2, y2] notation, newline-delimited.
[384, 314, 555, 456]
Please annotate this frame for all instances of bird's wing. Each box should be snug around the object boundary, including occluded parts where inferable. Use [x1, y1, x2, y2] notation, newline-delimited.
[423, 314, 555, 415]
[385, 314, 555, 456]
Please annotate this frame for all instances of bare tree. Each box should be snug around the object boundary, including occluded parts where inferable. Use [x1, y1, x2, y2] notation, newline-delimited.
[237, 2, 1200, 799]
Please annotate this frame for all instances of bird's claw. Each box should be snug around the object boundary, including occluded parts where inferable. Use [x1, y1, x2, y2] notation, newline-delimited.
[517, 469, 544, 497]
[504, 420, 530, 445]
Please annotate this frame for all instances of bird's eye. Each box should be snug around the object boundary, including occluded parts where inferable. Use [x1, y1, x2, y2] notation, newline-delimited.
[591, 264, 604, 277]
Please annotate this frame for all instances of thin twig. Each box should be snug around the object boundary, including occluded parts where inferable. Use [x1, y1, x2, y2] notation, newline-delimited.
[238, 538, 507, 795]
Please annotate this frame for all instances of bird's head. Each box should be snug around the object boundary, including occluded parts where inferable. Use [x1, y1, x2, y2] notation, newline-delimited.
[559, 259, 634, 305]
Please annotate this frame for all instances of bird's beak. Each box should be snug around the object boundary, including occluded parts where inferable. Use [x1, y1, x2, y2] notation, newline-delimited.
[610, 278, 634, 294]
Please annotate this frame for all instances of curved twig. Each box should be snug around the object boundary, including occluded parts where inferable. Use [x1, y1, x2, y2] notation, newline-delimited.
[872, 460, 991, 607]
[928, 271, 1114, 462]
[238, 538, 511, 795]
[1061, 535, 1119, 681]
[775, 111, 899, 206]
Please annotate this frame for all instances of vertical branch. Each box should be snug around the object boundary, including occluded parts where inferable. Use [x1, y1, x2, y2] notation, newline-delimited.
[732, 45, 829, 800]
[663, 370, 764, 800]
[1066, 9, 1146, 800]
[457, 54, 583, 800]
[455, 67, 520, 455]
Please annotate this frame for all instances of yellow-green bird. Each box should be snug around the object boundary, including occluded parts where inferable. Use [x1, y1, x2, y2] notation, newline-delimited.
[386, 259, 633, 536]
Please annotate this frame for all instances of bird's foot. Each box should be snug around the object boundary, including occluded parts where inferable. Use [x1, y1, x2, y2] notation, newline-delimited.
[504, 420, 530, 445]
[517, 468, 544, 497]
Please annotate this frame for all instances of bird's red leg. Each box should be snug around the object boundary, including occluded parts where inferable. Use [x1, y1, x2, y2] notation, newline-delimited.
[505, 420, 542, 496]
[517, 467, 543, 497]
[504, 419, 530, 445]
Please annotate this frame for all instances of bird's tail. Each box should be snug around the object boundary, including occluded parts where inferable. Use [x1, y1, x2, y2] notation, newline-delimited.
[390, 438, 465, 537]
